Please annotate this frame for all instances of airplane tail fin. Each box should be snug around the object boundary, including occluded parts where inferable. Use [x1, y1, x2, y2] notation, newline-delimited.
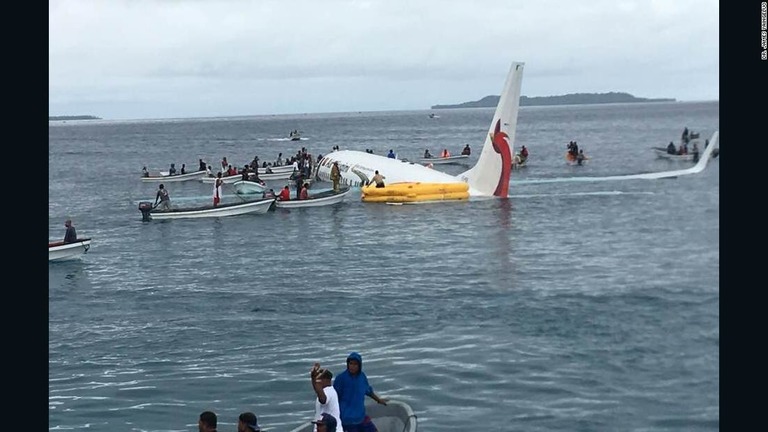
[459, 62, 525, 197]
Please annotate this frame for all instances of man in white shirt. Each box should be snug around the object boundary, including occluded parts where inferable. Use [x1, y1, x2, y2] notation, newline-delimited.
[311, 364, 341, 432]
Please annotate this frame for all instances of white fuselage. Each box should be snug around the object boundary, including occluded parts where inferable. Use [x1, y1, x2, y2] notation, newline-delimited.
[315, 151, 483, 195]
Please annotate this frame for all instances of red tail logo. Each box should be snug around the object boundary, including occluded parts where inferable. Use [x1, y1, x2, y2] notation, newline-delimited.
[491, 119, 511, 197]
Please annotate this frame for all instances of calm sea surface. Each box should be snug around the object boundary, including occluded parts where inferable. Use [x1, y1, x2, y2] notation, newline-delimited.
[49, 101, 719, 431]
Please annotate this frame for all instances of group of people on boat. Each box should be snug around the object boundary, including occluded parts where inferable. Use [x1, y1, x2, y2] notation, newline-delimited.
[422, 145, 469, 159]
[513, 145, 529, 168]
[665, 140, 700, 161]
[195, 352, 388, 432]
[566, 141, 587, 165]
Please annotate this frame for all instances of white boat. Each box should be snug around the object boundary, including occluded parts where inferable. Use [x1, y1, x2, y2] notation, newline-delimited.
[233, 180, 268, 195]
[418, 154, 470, 165]
[290, 130, 302, 141]
[428, 113, 440, 119]
[49, 238, 92, 262]
[140, 170, 207, 183]
[276, 188, 351, 208]
[652, 147, 701, 161]
[138, 198, 275, 220]
[288, 400, 417, 432]
[260, 164, 295, 174]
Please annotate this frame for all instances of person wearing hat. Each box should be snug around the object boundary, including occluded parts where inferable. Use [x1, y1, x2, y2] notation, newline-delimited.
[310, 364, 341, 432]
[311, 413, 337, 432]
[237, 412, 261, 432]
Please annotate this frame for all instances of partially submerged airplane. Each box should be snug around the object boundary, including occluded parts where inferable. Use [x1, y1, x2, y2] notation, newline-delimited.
[315, 62, 526, 200]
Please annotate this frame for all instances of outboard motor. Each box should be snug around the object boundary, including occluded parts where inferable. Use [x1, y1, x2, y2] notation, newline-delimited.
[138, 201, 153, 221]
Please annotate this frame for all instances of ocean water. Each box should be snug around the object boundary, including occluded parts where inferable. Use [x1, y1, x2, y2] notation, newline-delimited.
[49, 101, 719, 431]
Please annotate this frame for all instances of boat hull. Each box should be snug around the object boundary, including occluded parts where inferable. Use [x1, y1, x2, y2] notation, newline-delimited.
[233, 180, 268, 195]
[652, 148, 697, 161]
[145, 199, 275, 219]
[141, 170, 207, 182]
[419, 155, 470, 165]
[288, 400, 416, 432]
[49, 238, 92, 262]
[275, 188, 351, 208]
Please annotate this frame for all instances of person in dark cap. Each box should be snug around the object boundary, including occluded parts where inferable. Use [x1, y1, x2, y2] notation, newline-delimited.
[198, 411, 217, 432]
[237, 412, 261, 432]
[311, 413, 337, 432]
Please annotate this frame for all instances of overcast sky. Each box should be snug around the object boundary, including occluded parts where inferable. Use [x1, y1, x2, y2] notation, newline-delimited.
[49, 0, 719, 120]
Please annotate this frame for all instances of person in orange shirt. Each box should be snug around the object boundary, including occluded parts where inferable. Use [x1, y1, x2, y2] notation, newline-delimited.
[277, 185, 291, 201]
[441, 148, 450, 158]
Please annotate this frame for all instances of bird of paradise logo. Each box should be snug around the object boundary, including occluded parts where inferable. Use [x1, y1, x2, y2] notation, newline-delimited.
[490, 119, 511, 197]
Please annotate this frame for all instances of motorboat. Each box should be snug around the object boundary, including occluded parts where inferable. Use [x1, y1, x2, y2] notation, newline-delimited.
[140, 170, 207, 183]
[275, 187, 351, 208]
[418, 154, 470, 165]
[233, 180, 268, 195]
[138, 198, 275, 220]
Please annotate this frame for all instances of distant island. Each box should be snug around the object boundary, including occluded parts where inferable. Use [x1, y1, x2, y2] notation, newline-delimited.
[49, 115, 101, 121]
[431, 92, 675, 109]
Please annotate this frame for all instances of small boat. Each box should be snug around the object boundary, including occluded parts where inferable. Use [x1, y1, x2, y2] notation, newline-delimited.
[512, 153, 528, 169]
[289, 130, 302, 141]
[418, 154, 470, 165]
[49, 238, 92, 262]
[259, 164, 295, 174]
[652, 147, 700, 161]
[141, 170, 207, 183]
[138, 198, 275, 220]
[288, 400, 417, 432]
[275, 187, 351, 208]
[233, 180, 268, 195]
[565, 152, 589, 165]
[428, 113, 440, 119]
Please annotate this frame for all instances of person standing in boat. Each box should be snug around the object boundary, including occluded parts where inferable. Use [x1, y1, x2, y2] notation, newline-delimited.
[63, 219, 77, 244]
[154, 184, 171, 210]
[682, 127, 689, 144]
[576, 149, 586, 166]
[333, 352, 388, 432]
[220, 157, 228, 175]
[180, 163, 186, 175]
[198, 159, 206, 171]
[310, 364, 342, 432]
[667, 141, 676, 155]
[213, 172, 224, 207]
[461, 144, 471, 156]
[692, 142, 700, 162]
[330, 161, 341, 192]
[168, 163, 177, 176]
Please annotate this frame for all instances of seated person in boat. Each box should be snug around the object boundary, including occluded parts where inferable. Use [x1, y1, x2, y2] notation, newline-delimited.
[265, 165, 274, 174]
[198, 159, 206, 171]
[387, 149, 396, 159]
[461, 144, 471, 155]
[241, 165, 251, 181]
[63, 219, 77, 244]
[440, 148, 450, 158]
[576, 150, 586, 165]
[168, 163, 177, 175]
[154, 184, 171, 210]
[277, 185, 291, 201]
[369, 170, 386, 188]
[299, 183, 310, 200]
[424, 149, 432, 158]
[206, 165, 214, 177]
[227, 165, 237, 176]
[141, 166, 149, 177]
[666, 141, 676, 154]
[520, 145, 529, 162]
[677, 143, 688, 155]
[180, 164, 186, 175]
[263, 188, 276, 199]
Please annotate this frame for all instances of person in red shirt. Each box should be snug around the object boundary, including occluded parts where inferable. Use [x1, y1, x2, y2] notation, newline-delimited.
[277, 185, 291, 201]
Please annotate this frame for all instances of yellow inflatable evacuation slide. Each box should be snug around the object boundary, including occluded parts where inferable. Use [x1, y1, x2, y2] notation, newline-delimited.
[361, 182, 470, 203]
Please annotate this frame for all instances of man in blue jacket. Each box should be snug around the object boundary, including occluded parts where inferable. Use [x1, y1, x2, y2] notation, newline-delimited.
[333, 352, 388, 432]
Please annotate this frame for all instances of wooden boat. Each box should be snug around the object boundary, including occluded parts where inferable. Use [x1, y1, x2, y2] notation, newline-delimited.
[49, 238, 92, 262]
[140, 170, 207, 183]
[275, 187, 351, 208]
[288, 400, 417, 432]
[233, 180, 268, 195]
[418, 154, 470, 165]
[138, 198, 275, 220]
[201, 174, 248, 184]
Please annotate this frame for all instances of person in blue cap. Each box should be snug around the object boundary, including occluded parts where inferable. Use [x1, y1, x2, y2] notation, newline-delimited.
[237, 412, 261, 432]
[311, 412, 337, 432]
[333, 352, 388, 432]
